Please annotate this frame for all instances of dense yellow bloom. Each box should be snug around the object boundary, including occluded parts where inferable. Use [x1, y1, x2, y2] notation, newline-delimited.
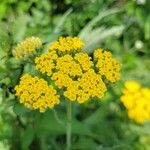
[74, 52, 93, 71]
[35, 51, 107, 103]
[52, 71, 73, 88]
[13, 37, 42, 59]
[14, 36, 121, 112]
[94, 49, 121, 82]
[34, 40, 121, 104]
[49, 37, 84, 52]
[35, 51, 58, 76]
[15, 74, 59, 112]
[121, 81, 150, 124]
[64, 69, 107, 103]
[52, 69, 106, 103]
[56, 55, 83, 77]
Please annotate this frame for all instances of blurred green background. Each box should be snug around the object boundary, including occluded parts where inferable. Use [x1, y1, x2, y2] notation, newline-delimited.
[0, 0, 150, 150]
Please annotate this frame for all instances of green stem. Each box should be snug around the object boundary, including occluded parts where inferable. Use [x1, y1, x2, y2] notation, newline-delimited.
[52, 109, 65, 127]
[66, 100, 72, 150]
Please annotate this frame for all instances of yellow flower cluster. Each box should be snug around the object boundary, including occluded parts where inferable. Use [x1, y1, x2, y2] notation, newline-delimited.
[35, 51, 58, 76]
[35, 50, 107, 103]
[34, 37, 121, 104]
[121, 81, 150, 124]
[52, 69, 106, 103]
[15, 74, 59, 112]
[13, 37, 42, 59]
[49, 37, 84, 52]
[64, 69, 107, 103]
[74, 52, 93, 71]
[94, 49, 121, 82]
[14, 36, 121, 112]
[56, 54, 82, 77]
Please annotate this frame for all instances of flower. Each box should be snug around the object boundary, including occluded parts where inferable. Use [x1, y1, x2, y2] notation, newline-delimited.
[36, 50, 107, 103]
[123, 80, 141, 93]
[35, 50, 58, 76]
[56, 54, 83, 77]
[94, 49, 121, 82]
[121, 80, 150, 124]
[35, 42, 121, 104]
[64, 69, 107, 103]
[15, 36, 121, 112]
[49, 37, 84, 52]
[13, 37, 42, 59]
[74, 52, 93, 71]
[15, 74, 59, 112]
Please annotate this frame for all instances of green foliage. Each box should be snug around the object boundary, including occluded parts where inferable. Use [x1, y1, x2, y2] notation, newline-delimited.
[0, 0, 150, 149]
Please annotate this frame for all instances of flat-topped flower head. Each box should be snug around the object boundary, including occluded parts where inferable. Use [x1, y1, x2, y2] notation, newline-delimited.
[14, 36, 121, 112]
[56, 54, 83, 77]
[13, 37, 42, 59]
[94, 48, 121, 83]
[15, 74, 59, 112]
[121, 80, 150, 124]
[34, 39, 121, 105]
[64, 69, 107, 103]
[35, 50, 58, 76]
[35, 50, 107, 103]
[49, 37, 84, 53]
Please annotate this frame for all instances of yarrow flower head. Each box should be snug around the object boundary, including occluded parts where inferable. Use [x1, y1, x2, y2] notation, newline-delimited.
[121, 81, 150, 124]
[15, 74, 59, 112]
[34, 37, 120, 104]
[94, 49, 121, 82]
[13, 36, 42, 59]
[63, 69, 107, 103]
[49, 37, 84, 52]
[14, 36, 121, 112]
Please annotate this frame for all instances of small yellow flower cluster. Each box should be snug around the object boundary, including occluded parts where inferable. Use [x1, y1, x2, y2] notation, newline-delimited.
[74, 52, 93, 71]
[121, 81, 150, 124]
[94, 49, 121, 82]
[64, 69, 107, 103]
[49, 37, 84, 52]
[15, 74, 59, 112]
[56, 55, 82, 77]
[35, 37, 119, 104]
[35, 50, 105, 103]
[35, 51, 58, 76]
[13, 37, 42, 59]
[14, 36, 121, 112]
